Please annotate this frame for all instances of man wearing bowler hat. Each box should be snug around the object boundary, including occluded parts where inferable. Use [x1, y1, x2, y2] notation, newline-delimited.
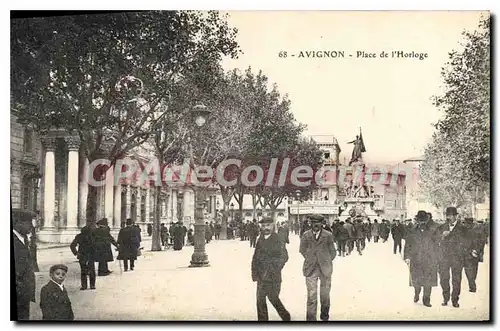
[251, 217, 291, 321]
[300, 214, 336, 321]
[12, 208, 37, 320]
[404, 210, 440, 307]
[438, 207, 469, 307]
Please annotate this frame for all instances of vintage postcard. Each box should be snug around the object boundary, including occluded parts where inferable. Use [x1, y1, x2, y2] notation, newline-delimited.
[10, 10, 490, 321]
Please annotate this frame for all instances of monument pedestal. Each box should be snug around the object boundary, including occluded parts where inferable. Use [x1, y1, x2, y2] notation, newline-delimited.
[340, 197, 378, 222]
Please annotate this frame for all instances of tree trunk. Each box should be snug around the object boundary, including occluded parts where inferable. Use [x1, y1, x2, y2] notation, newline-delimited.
[218, 187, 233, 240]
[220, 209, 228, 240]
[234, 187, 244, 221]
[151, 186, 162, 251]
[251, 193, 257, 218]
[86, 184, 99, 226]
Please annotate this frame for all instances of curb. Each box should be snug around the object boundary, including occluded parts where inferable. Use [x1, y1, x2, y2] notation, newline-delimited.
[37, 244, 71, 250]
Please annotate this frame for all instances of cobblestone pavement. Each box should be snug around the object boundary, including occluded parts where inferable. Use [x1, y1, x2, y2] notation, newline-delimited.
[29, 235, 489, 321]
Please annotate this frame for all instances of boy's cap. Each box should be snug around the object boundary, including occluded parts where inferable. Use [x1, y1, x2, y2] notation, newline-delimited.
[50, 264, 68, 274]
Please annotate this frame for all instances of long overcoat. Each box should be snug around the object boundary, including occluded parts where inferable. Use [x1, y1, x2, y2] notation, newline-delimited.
[403, 221, 440, 287]
[117, 226, 139, 260]
[94, 225, 117, 262]
[251, 233, 288, 283]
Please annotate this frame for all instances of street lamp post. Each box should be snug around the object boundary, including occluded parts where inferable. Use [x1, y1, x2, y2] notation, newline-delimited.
[295, 190, 301, 224]
[216, 200, 220, 222]
[189, 104, 212, 268]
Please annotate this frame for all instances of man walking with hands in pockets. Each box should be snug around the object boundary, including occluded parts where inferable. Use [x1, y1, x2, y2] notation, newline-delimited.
[300, 214, 337, 321]
[251, 217, 291, 321]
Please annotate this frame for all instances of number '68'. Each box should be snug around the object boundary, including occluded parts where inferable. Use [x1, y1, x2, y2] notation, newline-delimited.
[279, 51, 287, 58]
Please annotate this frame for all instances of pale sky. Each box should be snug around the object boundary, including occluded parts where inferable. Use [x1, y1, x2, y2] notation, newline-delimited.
[221, 11, 486, 164]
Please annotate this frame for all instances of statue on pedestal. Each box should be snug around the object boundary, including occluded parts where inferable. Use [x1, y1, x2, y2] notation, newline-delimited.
[347, 128, 366, 165]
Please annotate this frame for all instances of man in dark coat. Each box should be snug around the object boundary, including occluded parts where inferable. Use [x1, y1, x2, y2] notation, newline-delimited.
[248, 219, 259, 248]
[181, 223, 188, 246]
[94, 218, 118, 276]
[173, 223, 184, 250]
[343, 218, 356, 255]
[364, 220, 372, 243]
[300, 219, 311, 237]
[462, 218, 486, 293]
[438, 207, 470, 308]
[300, 215, 336, 321]
[160, 223, 169, 247]
[205, 222, 212, 243]
[169, 222, 175, 244]
[379, 220, 390, 242]
[371, 219, 380, 243]
[70, 226, 97, 290]
[12, 209, 36, 320]
[133, 223, 142, 246]
[391, 219, 405, 255]
[117, 219, 139, 271]
[251, 217, 291, 321]
[354, 218, 365, 254]
[278, 222, 290, 244]
[404, 210, 440, 307]
[336, 221, 349, 257]
[209, 222, 215, 241]
[214, 222, 221, 240]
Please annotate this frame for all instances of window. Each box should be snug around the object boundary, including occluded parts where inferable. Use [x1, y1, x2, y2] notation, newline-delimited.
[245, 212, 252, 217]
[23, 128, 33, 154]
[278, 212, 284, 217]
[324, 152, 330, 159]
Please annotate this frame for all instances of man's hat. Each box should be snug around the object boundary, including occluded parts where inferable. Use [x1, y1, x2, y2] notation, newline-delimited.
[259, 217, 274, 224]
[12, 209, 36, 224]
[310, 214, 324, 223]
[463, 217, 474, 223]
[415, 210, 428, 221]
[49, 264, 68, 274]
[125, 218, 133, 225]
[445, 207, 458, 216]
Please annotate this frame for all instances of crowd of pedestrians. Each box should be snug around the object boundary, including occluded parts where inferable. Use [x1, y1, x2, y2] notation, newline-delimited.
[13, 206, 489, 321]
[251, 208, 489, 320]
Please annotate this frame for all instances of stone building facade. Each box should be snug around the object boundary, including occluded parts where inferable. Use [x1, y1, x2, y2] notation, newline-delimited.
[10, 113, 221, 243]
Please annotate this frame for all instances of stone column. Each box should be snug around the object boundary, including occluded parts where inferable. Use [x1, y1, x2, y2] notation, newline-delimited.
[136, 189, 142, 221]
[172, 189, 178, 221]
[166, 190, 172, 220]
[65, 136, 80, 229]
[104, 166, 114, 221]
[126, 185, 132, 219]
[42, 137, 56, 229]
[145, 187, 150, 223]
[183, 188, 194, 223]
[113, 184, 122, 228]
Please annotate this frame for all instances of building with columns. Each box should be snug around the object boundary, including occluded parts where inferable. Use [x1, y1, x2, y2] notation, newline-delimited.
[10, 113, 222, 243]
